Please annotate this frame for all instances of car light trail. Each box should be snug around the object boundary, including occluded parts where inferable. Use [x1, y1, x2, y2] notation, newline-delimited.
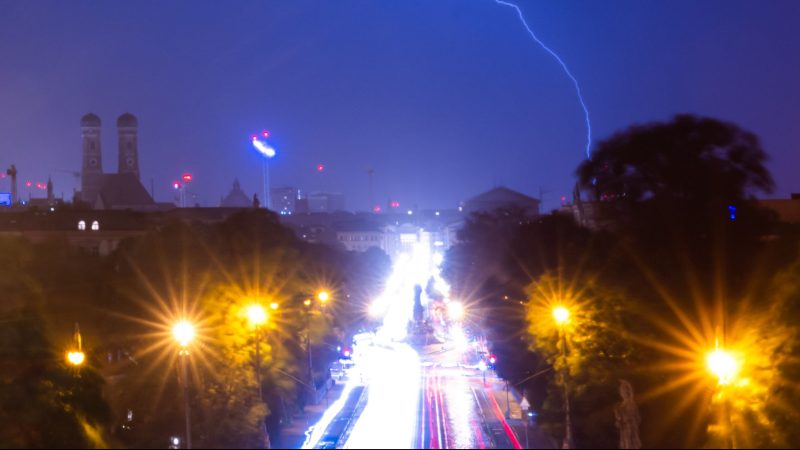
[344, 343, 421, 449]
[494, 0, 592, 159]
[342, 243, 430, 448]
[301, 375, 361, 449]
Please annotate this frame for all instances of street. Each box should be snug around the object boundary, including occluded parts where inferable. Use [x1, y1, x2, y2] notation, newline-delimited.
[303, 336, 555, 449]
[301, 242, 554, 449]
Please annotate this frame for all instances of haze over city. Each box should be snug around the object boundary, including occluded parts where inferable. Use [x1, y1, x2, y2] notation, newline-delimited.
[2, 2, 800, 450]
[2, 0, 799, 211]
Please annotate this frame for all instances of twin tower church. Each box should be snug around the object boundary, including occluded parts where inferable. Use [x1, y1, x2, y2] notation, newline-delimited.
[79, 113, 155, 210]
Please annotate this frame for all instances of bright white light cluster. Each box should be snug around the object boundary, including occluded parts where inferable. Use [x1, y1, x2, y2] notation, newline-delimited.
[252, 139, 276, 158]
[344, 343, 420, 449]
[301, 374, 360, 449]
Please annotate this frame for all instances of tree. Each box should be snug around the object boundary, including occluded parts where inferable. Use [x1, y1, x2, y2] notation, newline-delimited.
[0, 305, 112, 448]
[525, 272, 634, 449]
[577, 114, 774, 235]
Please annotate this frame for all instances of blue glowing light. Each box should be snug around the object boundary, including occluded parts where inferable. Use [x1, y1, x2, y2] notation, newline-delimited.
[728, 205, 737, 221]
[494, 0, 592, 159]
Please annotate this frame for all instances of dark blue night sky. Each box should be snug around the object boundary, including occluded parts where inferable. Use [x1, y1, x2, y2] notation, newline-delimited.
[1, 0, 798, 211]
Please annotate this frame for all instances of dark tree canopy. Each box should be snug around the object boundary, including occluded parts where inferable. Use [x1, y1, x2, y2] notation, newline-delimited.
[577, 115, 774, 227]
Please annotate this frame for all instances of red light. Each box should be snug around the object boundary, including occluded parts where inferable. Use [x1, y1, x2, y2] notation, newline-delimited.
[489, 356, 497, 364]
[262, 130, 270, 138]
[372, 205, 381, 213]
[560, 195, 567, 203]
[251, 134, 258, 141]
[182, 173, 193, 183]
[390, 201, 400, 208]
[316, 164, 325, 172]
[25, 181, 32, 187]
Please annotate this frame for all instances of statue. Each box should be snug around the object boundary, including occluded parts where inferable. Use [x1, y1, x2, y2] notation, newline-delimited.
[614, 379, 641, 449]
[413, 284, 424, 323]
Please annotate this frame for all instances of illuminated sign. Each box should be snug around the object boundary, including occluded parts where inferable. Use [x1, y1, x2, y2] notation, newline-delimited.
[0, 193, 10, 206]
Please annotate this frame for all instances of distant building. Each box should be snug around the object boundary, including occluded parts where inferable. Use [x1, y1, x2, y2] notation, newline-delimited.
[80, 113, 156, 211]
[335, 220, 386, 253]
[463, 186, 540, 217]
[270, 186, 298, 215]
[307, 192, 346, 213]
[759, 194, 800, 223]
[221, 179, 251, 208]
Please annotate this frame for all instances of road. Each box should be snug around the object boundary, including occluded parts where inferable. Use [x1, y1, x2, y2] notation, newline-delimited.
[302, 242, 554, 449]
[303, 335, 552, 449]
[416, 342, 524, 450]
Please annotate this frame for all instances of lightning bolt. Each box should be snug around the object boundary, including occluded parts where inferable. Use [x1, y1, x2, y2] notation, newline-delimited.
[495, 0, 592, 159]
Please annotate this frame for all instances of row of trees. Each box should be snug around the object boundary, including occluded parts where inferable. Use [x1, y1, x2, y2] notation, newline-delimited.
[444, 115, 800, 448]
[0, 209, 390, 448]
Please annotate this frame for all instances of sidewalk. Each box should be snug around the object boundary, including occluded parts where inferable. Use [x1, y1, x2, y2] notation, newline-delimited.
[275, 379, 344, 449]
[487, 376, 557, 449]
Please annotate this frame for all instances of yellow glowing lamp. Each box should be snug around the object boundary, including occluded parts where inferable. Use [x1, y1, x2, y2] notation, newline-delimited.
[304, 298, 312, 307]
[246, 304, 268, 327]
[173, 321, 195, 348]
[317, 291, 330, 303]
[552, 306, 570, 326]
[269, 302, 279, 311]
[706, 347, 739, 385]
[67, 351, 85, 366]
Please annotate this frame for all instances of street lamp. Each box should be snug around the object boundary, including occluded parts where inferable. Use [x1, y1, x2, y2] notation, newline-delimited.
[172, 320, 195, 450]
[251, 131, 276, 210]
[67, 322, 85, 375]
[247, 304, 268, 328]
[478, 359, 488, 386]
[304, 291, 332, 406]
[706, 343, 740, 449]
[553, 306, 573, 449]
[447, 301, 465, 322]
[707, 348, 739, 386]
[67, 351, 86, 366]
[553, 306, 570, 326]
[246, 303, 271, 449]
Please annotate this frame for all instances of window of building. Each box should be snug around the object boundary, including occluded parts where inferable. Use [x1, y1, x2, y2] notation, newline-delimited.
[91, 220, 100, 231]
[78, 220, 86, 231]
[400, 233, 417, 244]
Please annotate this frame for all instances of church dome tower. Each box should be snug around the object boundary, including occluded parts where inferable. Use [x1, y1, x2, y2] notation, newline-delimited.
[117, 113, 140, 179]
[80, 113, 103, 205]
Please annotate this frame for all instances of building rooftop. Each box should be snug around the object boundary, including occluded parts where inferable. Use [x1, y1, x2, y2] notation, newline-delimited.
[95, 173, 154, 210]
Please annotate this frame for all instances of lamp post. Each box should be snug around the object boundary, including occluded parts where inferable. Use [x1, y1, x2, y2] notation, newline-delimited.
[505, 379, 511, 419]
[246, 304, 272, 449]
[66, 322, 85, 376]
[173, 320, 195, 450]
[303, 291, 332, 406]
[553, 306, 573, 450]
[706, 344, 739, 449]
